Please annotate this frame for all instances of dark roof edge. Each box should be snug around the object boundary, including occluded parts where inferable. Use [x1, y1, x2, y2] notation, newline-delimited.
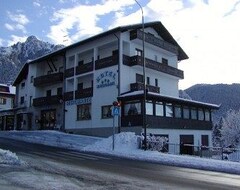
[27, 21, 188, 65]
[119, 91, 220, 109]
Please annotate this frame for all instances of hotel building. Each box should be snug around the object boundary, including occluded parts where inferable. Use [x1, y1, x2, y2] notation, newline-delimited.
[13, 21, 219, 154]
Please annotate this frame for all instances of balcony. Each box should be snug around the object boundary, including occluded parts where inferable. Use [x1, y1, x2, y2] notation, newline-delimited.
[64, 91, 74, 101]
[95, 55, 118, 70]
[76, 61, 94, 75]
[65, 68, 74, 78]
[33, 95, 63, 107]
[125, 55, 184, 79]
[130, 29, 178, 55]
[34, 72, 63, 87]
[75, 87, 93, 99]
[130, 82, 160, 93]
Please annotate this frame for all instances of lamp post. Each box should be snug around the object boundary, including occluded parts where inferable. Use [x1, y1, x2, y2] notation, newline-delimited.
[134, 0, 147, 150]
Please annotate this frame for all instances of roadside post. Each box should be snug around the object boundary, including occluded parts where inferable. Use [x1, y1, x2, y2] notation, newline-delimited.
[112, 101, 120, 150]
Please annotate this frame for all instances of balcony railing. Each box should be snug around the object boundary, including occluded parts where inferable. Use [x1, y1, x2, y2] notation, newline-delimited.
[75, 87, 93, 99]
[130, 29, 178, 55]
[33, 95, 63, 107]
[76, 61, 94, 75]
[64, 91, 74, 101]
[130, 82, 160, 93]
[95, 55, 118, 70]
[125, 55, 184, 79]
[34, 72, 63, 87]
[65, 68, 74, 78]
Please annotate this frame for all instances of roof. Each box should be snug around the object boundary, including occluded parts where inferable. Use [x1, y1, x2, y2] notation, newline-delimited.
[13, 21, 188, 86]
[119, 91, 220, 109]
[29, 21, 188, 64]
[13, 63, 29, 86]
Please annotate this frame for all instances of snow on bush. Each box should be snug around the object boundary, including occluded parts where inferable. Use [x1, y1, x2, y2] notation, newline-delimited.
[84, 132, 139, 153]
[0, 149, 22, 165]
[221, 110, 240, 147]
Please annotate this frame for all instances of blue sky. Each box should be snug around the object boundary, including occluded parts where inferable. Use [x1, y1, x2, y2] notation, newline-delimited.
[0, 0, 240, 89]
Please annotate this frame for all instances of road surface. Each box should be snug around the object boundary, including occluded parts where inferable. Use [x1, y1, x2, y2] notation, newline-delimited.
[0, 137, 240, 190]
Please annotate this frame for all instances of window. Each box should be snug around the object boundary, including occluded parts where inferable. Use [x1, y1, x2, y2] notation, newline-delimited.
[59, 66, 63, 72]
[135, 48, 142, 56]
[166, 103, 173, 117]
[46, 90, 51, 97]
[78, 60, 84, 66]
[136, 74, 143, 83]
[68, 55, 75, 63]
[20, 96, 24, 104]
[77, 104, 91, 120]
[29, 96, 32, 107]
[201, 135, 209, 146]
[198, 108, 204, 121]
[191, 108, 197, 120]
[0, 98, 6, 105]
[102, 105, 113, 119]
[156, 102, 164, 116]
[57, 88, 62, 96]
[31, 76, 34, 83]
[154, 55, 158, 62]
[162, 58, 168, 65]
[205, 110, 210, 121]
[77, 83, 83, 90]
[174, 105, 182, 118]
[146, 101, 153, 115]
[125, 102, 141, 116]
[21, 82, 25, 88]
[183, 106, 190, 119]
[147, 77, 150, 85]
[155, 79, 158, 87]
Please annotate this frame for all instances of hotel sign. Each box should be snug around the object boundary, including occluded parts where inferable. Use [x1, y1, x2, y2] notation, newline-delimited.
[66, 97, 91, 106]
[96, 71, 116, 88]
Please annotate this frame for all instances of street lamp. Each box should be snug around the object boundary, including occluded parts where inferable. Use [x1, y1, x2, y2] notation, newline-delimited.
[134, 0, 147, 150]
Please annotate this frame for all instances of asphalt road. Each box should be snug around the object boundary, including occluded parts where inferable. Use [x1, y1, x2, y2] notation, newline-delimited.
[0, 137, 240, 190]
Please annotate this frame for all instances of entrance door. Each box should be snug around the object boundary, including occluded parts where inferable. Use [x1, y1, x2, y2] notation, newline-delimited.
[180, 135, 194, 155]
[27, 114, 32, 130]
[0, 116, 3, 130]
[16, 114, 23, 130]
[41, 110, 56, 130]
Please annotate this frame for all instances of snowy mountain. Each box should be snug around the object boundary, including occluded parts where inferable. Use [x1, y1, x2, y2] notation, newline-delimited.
[183, 83, 240, 123]
[0, 36, 64, 84]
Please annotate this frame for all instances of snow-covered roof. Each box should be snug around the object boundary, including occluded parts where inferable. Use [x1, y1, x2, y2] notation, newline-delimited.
[119, 90, 220, 109]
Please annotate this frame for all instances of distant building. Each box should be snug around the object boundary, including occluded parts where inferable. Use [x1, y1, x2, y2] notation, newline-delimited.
[0, 84, 15, 130]
[12, 21, 219, 154]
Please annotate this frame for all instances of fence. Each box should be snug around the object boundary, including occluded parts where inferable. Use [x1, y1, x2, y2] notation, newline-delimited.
[142, 138, 240, 162]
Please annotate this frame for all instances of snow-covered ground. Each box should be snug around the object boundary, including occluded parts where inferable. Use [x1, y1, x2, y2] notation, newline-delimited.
[0, 149, 22, 166]
[0, 130, 240, 175]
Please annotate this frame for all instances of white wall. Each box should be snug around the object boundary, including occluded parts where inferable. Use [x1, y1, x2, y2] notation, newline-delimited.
[147, 128, 213, 154]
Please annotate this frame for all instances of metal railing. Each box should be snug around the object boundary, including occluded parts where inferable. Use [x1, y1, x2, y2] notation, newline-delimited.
[140, 138, 240, 162]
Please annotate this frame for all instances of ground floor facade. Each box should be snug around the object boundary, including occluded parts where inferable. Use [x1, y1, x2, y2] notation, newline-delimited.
[0, 90, 218, 155]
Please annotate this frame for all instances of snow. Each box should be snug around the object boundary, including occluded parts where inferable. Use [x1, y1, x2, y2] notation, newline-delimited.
[120, 90, 219, 108]
[0, 149, 22, 165]
[0, 130, 239, 175]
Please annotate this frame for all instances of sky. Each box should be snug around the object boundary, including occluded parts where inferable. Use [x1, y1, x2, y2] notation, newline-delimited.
[0, 0, 239, 89]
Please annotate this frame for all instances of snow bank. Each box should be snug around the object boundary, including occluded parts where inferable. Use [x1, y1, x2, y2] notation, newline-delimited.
[0, 149, 22, 165]
[84, 132, 139, 152]
[0, 130, 101, 150]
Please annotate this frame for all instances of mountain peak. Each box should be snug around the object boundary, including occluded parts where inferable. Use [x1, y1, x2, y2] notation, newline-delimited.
[0, 36, 64, 85]
[26, 35, 38, 43]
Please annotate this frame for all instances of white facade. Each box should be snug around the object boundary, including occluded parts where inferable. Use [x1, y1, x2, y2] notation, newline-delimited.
[0, 84, 14, 111]
[0, 84, 15, 130]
